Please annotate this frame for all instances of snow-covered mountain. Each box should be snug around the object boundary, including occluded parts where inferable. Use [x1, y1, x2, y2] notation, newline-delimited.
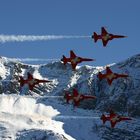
[0, 54, 140, 140]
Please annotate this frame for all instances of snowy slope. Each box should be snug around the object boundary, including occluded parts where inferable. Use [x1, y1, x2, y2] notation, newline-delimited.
[0, 95, 71, 140]
[0, 54, 140, 139]
[0, 95, 100, 140]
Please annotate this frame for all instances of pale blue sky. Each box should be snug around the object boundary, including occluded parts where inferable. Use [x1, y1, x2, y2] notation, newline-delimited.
[0, 0, 139, 66]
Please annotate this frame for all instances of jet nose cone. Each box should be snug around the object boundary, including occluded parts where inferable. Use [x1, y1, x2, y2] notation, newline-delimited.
[88, 58, 95, 62]
[119, 35, 127, 38]
[91, 58, 95, 61]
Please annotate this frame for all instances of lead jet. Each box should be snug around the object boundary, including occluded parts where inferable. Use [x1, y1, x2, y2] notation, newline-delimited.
[92, 27, 127, 46]
[97, 67, 128, 85]
[19, 72, 51, 91]
[61, 50, 94, 70]
[64, 88, 96, 107]
[101, 110, 132, 128]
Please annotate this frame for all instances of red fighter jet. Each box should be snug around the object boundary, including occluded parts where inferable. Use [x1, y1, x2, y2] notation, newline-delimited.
[97, 67, 128, 85]
[64, 89, 96, 107]
[92, 27, 127, 46]
[61, 50, 94, 70]
[19, 72, 51, 90]
[101, 110, 132, 128]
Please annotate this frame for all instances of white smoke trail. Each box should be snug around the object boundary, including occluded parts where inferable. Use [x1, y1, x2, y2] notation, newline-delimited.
[53, 115, 100, 120]
[0, 35, 90, 43]
[8, 58, 60, 62]
[44, 96, 64, 98]
[1, 80, 17, 82]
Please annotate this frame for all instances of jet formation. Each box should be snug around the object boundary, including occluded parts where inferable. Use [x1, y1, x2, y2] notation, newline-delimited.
[61, 50, 94, 70]
[17, 27, 131, 129]
[101, 110, 132, 128]
[92, 27, 127, 46]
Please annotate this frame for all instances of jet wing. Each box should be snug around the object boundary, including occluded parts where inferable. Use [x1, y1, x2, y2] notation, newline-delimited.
[110, 120, 117, 128]
[73, 89, 79, 97]
[70, 50, 76, 58]
[71, 63, 77, 70]
[106, 67, 113, 74]
[101, 27, 108, 35]
[101, 27, 109, 46]
[102, 39, 109, 46]
[28, 84, 34, 91]
[74, 100, 81, 106]
[110, 110, 116, 117]
[27, 72, 33, 80]
[107, 79, 114, 85]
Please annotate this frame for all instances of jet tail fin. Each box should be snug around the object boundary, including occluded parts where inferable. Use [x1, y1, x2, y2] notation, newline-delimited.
[19, 76, 25, 87]
[64, 92, 72, 103]
[61, 55, 67, 65]
[101, 114, 107, 124]
[93, 32, 98, 42]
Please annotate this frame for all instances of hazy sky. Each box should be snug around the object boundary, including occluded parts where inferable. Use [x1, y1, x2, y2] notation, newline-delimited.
[0, 0, 139, 66]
